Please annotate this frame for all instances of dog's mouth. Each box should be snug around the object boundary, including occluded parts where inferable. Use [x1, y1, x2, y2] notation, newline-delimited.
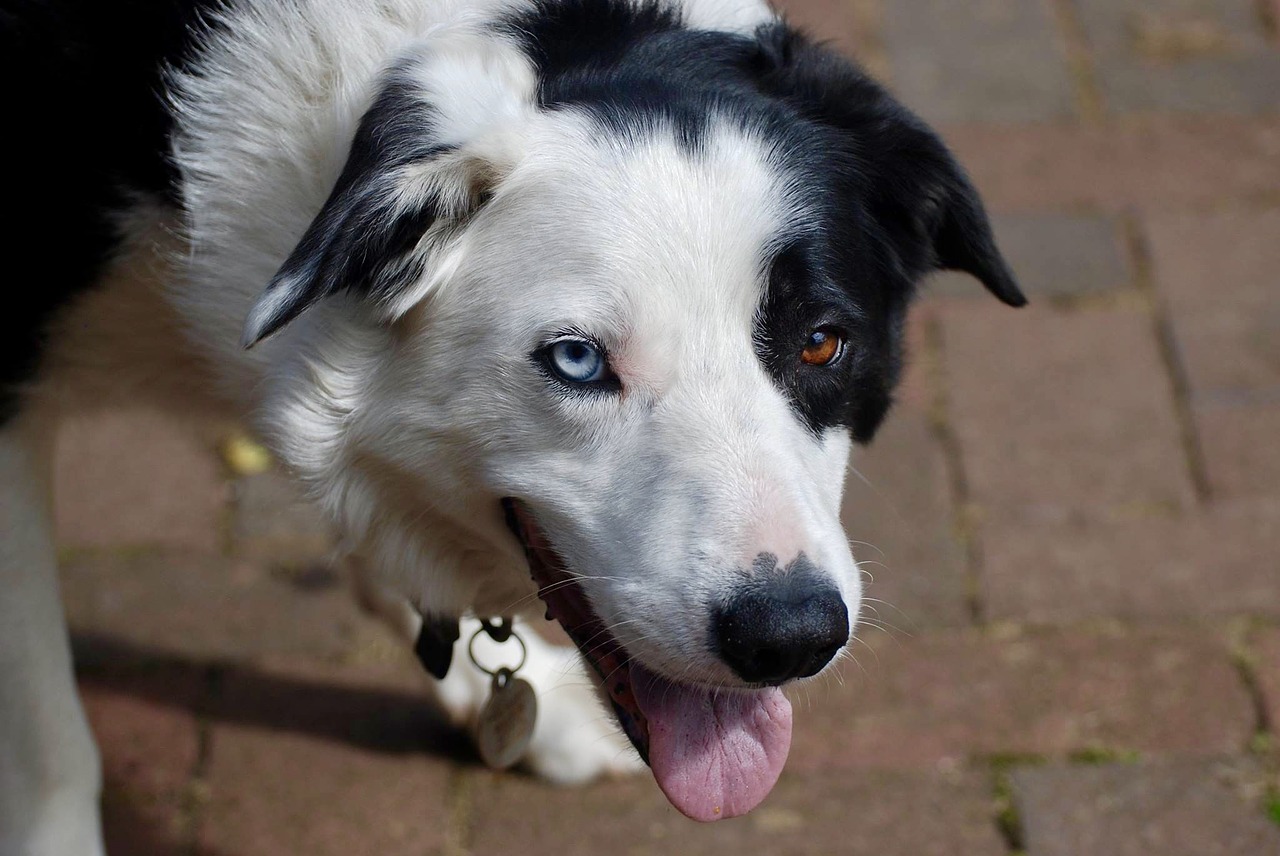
[501, 498, 792, 822]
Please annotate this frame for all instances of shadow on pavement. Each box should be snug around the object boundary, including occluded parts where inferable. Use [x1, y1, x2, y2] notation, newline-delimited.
[72, 632, 473, 761]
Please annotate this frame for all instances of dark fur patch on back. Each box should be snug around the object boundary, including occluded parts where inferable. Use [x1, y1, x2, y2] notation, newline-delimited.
[0, 0, 216, 420]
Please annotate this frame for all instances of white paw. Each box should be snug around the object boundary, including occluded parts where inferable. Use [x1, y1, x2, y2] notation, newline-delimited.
[520, 646, 646, 785]
[431, 617, 645, 785]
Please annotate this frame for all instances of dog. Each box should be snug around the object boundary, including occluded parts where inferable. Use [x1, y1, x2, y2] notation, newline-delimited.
[0, 0, 1025, 851]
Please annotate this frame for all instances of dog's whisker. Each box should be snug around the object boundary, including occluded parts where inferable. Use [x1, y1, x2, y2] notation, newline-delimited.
[857, 598, 915, 635]
[846, 464, 874, 489]
[848, 634, 881, 671]
[846, 538, 887, 559]
[857, 615, 913, 642]
[575, 618, 647, 655]
[491, 575, 624, 616]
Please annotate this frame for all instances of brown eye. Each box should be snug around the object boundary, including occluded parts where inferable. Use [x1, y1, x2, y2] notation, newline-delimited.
[800, 328, 845, 366]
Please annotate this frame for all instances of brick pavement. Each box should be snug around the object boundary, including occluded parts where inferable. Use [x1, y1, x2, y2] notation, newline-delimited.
[50, 1, 1280, 854]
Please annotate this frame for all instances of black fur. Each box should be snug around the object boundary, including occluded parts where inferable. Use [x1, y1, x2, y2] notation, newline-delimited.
[413, 613, 461, 679]
[0, 0, 216, 421]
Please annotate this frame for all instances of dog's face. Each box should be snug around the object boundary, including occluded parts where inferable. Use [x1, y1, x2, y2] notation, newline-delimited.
[243, 8, 1022, 822]
[427, 119, 862, 687]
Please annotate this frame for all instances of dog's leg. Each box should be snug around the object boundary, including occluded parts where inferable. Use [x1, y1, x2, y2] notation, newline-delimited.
[0, 414, 105, 856]
[351, 566, 643, 784]
[440, 616, 645, 784]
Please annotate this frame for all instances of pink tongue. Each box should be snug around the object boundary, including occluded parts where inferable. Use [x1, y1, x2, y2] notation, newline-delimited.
[631, 665, 792, 822]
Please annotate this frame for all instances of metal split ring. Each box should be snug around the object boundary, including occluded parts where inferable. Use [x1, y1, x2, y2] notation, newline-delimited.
[467, 620, 527, 677]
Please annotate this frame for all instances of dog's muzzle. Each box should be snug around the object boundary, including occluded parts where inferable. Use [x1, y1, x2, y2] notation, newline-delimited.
[500, 497, 801, 823]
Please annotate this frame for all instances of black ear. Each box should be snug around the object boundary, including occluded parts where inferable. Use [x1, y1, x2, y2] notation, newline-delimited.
[241, 71, 494, 347]
[753, 25, 1026, 307]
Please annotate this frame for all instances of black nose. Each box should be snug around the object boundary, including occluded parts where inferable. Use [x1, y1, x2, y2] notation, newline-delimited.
[713, 575, 849, 685]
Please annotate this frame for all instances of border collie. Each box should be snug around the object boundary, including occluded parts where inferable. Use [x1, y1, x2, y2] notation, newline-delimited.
[0, 0, 1024, 850]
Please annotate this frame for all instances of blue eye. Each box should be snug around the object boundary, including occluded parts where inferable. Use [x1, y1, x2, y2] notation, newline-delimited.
[546, 338, 609, 385]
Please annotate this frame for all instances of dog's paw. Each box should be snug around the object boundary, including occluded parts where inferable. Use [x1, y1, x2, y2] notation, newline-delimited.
[522, 649, 646, 785]
[431, 617, 644, 785]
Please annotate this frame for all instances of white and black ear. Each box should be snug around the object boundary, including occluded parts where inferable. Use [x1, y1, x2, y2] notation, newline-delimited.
[242, 69, 503, 347]
[754, 25, 1026, 307]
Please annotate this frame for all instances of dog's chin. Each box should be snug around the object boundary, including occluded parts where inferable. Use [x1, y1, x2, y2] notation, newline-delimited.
[500, 498, 793, 822]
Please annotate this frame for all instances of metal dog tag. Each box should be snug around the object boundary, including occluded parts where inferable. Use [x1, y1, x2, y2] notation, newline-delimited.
[476, 668, 537, 770]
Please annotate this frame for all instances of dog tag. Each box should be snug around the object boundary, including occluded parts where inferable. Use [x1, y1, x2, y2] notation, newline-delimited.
[476, 668, 537, 770]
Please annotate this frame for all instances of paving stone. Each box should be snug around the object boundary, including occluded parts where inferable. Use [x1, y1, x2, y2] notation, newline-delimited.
[468, 767, 1005, 856]
[1095, 54, 1280, 115]
[1148, 208, 1280, 500]
[788, 625, 1255, 769]
[54, 409, 228, 552]
[61, 550, 382, 666]
[982, 498, 1280, 623]
[942, 116, 1280, 213]
[80, 674, 204, 856]
[1255, 627, 1280, 733]
[200, 719, 453, 856]
[1076, 0, 1273, 58]
[1013, 758, 1280, 856]
[196, 658, 458, 856]
[1148, 208, 1280, 394]
[231, 470, 337, 562]
[928, 213, 1131, 299]
[940, 304, 1194, 525]
[880, 0, 1074, 123]
[1076, 0, 1280, 114]
[1194, 401, 1280, 500]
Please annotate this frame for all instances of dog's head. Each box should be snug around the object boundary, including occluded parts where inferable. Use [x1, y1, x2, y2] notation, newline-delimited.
[244, 1, 1023, 821]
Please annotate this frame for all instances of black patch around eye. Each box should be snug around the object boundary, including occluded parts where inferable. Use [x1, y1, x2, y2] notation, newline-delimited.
[2, 0, 222, 421]
[754, 241, 902, 442]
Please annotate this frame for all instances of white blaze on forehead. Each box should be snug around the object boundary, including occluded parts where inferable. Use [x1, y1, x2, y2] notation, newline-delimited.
[482, 112, 800, 380]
